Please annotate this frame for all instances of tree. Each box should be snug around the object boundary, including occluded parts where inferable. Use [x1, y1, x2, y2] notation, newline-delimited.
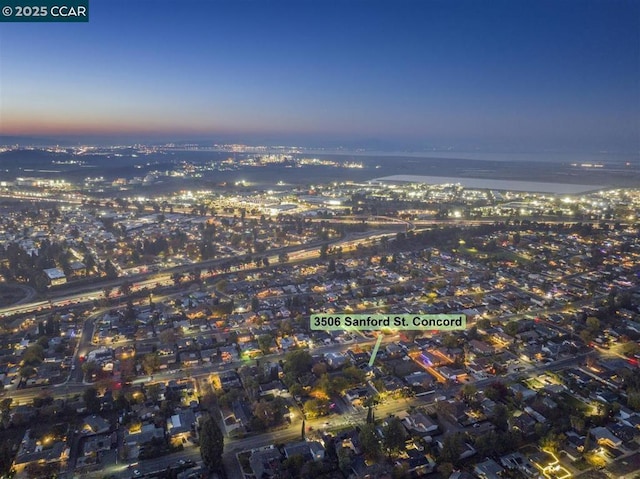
[124, 300, 137, 321]
[392, 463, 410, 479]
[485, 381, 509, 402]
[382, 417, 406, 457]
[251, 400, 279, 430]
[119, 281, 133, 297]
[438, 462, 454, 478]
[403, 329, 422, 342]
[318, 374, 337, 397]
[142, 353, 160, 376]
[460, 384, 477, 402]
[283, 350, 313, 376]
[467, 326, 479, 340]
[474, 430, 500, 456]
[288, 383, 303, 398]
[312, 362, 328, 377]
[146, 383, 161, 403]
[504, 321, 520, 337]
[580, 329, 594, 344]
[104, 259, 118, 279]
[83, 387, 101, 413]
[492, 403, 509, 431]
[0, 440, 15, 478]
[303, 456, 332, 476]
[359, 423, 381, 461]
[83, 253, 96, 272]
[251, 296, 260, 313]
[583, 428, 591, 454]
[81, 360, 100, 380]
[570, 415, 586, 433]
[586, 316, 600, 333]
[159, 328, 178, 345]
[439, 433, 464, 465]
[628, 390, 640, 411]
[343, 365, 366, 385]
[199, 414, 224, 471]
[282, 454, 304, 477]
[303, 398, 329, 418]
[442, 334, 459, 349]
[0, 397, 12, 425]
[171, 272, 183, 286]
[540, 432, 565, 453]
[328, 258, 336, 272]
[585, 450, 606, 469]
[22, 344, 44, 366]
[337, 446, 352, 475]
[19, 365, 36, 378]
[190, 267, 202, 283]
[476, 318, 491, 330]
[257, 334, 273, 354]
[621, 342, 640, 357]
[103, 286, 113, 302]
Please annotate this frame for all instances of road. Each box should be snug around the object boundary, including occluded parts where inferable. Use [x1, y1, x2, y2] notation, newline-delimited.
[8, 313, 593, 479]
[11, 283, 37, 305]
[0, 212, 619, 477]
[6, 324, 380, 404]
[0, 228, 404, 320]
[218, 352, 593, 479]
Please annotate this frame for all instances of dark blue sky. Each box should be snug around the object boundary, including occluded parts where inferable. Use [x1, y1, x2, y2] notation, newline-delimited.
[1, 0, 638, 153]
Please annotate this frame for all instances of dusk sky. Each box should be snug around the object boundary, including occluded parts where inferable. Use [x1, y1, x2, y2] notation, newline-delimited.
[0, 0, 638, 153]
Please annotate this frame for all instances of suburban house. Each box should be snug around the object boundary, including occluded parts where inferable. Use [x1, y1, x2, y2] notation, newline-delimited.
[283, 440, 325, 461]
[474, 458, 505, 479]
[167, 408, 198, 445]
[402, 412, 439, 436]
[12, 429, 70, 477]
[81, 415, 111, 435]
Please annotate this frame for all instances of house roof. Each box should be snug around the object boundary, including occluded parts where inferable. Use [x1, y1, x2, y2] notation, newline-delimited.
[15, 430, 67, 465]
[168, 409, 196, 436]
[259, 380, 286, 393]
[403, 412, 438, 433]
[509, 383, 537, 399]
[82, 415, 110, 434]
[43, 268, 65, 279]
[283, 440, 324, 460]
[474, 458, 505, 479]
[591, 426, 622, 447]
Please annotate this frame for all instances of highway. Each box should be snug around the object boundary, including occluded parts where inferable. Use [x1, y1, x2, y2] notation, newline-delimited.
[0, 228, 404, 320]
[0, 213, 617, 479]
[0, 215, 594, 320]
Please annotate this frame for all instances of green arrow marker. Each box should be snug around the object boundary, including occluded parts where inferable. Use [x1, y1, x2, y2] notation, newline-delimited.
[368, 334, 384, 367]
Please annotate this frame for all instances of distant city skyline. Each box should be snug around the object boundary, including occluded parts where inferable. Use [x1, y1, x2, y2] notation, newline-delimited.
[1, 0, 638, 154]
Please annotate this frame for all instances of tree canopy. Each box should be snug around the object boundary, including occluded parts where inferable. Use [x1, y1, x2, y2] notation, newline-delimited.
[382, 417, 406, 457]
[283, 350, 313, 376]
[358, 424, 381, 461]
[83, 387, 101, 413]
[200, 414, 224, 471]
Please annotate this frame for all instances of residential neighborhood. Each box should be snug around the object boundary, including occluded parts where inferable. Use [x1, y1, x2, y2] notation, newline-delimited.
[0, 149, 638, 479]
[2, 0, 639, 476]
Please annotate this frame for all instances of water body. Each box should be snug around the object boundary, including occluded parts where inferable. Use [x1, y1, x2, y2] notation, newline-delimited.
[1, 148, 637, 189]
[372, 174, 604, 195]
